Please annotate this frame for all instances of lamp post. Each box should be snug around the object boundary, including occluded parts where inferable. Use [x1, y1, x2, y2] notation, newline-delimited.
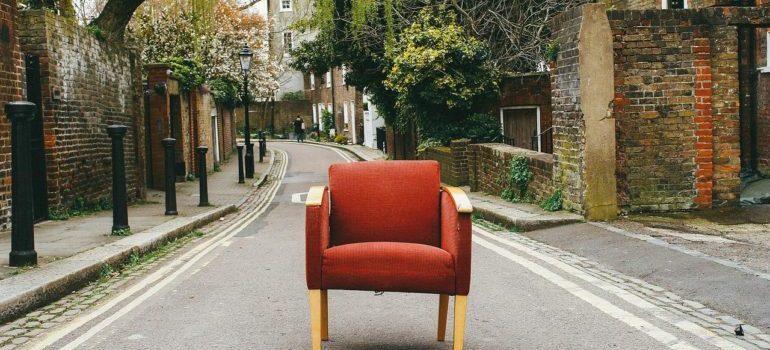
[240, 44, 255, 179]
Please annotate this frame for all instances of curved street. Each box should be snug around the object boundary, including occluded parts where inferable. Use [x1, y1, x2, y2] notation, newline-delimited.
[22, 143, 764, 350]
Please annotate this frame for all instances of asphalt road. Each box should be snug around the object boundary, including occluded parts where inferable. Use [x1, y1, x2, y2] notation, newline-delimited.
[30, 143, 763, 350]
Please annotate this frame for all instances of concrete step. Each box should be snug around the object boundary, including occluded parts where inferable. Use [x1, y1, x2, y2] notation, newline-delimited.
[467, 191, 584, 231]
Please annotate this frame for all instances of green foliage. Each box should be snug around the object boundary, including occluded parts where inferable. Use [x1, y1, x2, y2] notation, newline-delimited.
[98, 264, 117, 281]
[540, 190, 563, 212]
[334, 134, 349, 145]
[48, 197, 112, 221]
[213, 162, 222, 172]
[186, 173, 195, 182]
[501, 156, 533, 203]
[112, 228, 132, 237]
[545, 41, 560, 62]
[209, 78, 240, 109]
[417, 138, 443, 153]
[86, 24, 106, 41]
[282, 91, 307, 101]
[164, 57, 206, 92]
[321, 109, 335, 133]
[421, 113, 502, 145]
[384, 8, 499, 132]
[289, 39, 336, 74]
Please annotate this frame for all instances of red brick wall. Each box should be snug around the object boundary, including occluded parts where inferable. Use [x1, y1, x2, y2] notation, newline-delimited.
[419, 139, 470, 186]
[0, 0, 24, 228]
[306, 68, 365, 143]
[18, 10, 144, 212]
[467, 143, 555, 203]
[146, 64, 172, 190]
[608, 10, 741, 212]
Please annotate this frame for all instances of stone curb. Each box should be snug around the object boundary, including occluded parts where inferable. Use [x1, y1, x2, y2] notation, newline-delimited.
[0, 204, 237, 323]
[270, 139, 370, 161]
[253, 148, 276, 189]
[473, 205, 583, 232]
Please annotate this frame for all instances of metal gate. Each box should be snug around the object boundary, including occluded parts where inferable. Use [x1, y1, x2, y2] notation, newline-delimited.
[24, 55, 48, 222]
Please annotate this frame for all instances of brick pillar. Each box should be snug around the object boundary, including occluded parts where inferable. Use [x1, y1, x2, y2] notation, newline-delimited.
[449, 139, 470, 186]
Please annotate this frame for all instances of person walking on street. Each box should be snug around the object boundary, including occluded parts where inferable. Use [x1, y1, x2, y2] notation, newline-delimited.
[293, 116, 305, 143]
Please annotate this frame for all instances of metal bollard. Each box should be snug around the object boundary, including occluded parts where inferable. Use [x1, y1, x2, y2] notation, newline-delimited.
[107, 125, 130, 234]
[245, 143, 255, 179]
[197, 146, 209, 207]
[236, 144, 245, 184]
[259, 132, 266, 163]
[162, 138, 178, 216]
[6, 102, 38, 267]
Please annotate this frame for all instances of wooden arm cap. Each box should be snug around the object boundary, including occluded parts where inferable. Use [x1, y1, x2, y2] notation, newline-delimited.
[442, 186, 473, 214]
[306, 186, 326, 207]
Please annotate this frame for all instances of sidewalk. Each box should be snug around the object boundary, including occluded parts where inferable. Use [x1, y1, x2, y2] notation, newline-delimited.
[467, 190, 583, 231]
[0, 152, 274, 321]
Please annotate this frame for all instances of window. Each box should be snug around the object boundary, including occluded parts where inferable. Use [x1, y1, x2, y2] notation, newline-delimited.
[283, 32, 293, 54]
[343, 101, 349, 126]
[326, 72, 332, 88]
[310, 73, 315, 90]
[662, 0, 687, 9]
[281, 0, 292, 11]
[341, 66, 348, 85]
[312, 104, 318, 124]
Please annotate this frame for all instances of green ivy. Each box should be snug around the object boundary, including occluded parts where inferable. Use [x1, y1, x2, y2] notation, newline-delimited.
[209, 78, 239, 109]
[540, 190, 563, 212]
[164, 57, 206, 92]
[501, 156, 532, 203]
[321, 109, 335, 134]
[545, 41, 559, 62]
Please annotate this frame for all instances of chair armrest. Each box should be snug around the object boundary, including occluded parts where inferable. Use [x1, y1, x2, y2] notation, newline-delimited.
[440, 188, 473, 296]
[442, 186, 473, 213]
[306, 186, 330, 290]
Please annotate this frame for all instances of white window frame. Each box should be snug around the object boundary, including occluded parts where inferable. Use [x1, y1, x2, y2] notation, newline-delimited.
[310, 73, 315, 90]
[280, 0, 292, 12]
[326, 72, 332, 88]
[343, 101, 349, 126]
[499, 106, 542, 153]
[341, 66, 348, 85]
[661, 0, 688, 9]
[312, 104, 318, 124]
[350, 100, 357, 144]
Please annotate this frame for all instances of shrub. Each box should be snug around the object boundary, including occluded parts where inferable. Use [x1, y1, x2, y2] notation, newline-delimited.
[501, 156, 533, 203]
[334, 134, 349, 145]
[540, 190, 563, 212]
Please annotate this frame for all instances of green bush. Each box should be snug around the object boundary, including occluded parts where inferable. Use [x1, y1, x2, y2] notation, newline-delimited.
[540, 190, 563, 212]
[163, 57, 206, 92]
[421, 113, 502, 145]
[282, 91, 307, 101]
[321, 109, 335, 134]
[334, 134, 349, 145]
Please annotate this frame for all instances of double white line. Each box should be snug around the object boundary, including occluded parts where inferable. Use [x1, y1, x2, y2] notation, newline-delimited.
[31, 149, 289, 350]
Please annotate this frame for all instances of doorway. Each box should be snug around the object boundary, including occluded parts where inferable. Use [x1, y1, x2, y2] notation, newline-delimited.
[24, 55, 48, 222]
[500, 106, 541, 152]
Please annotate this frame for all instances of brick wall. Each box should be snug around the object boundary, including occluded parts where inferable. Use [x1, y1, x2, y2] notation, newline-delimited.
[306, 68, 365, 143]
[18, 10, 144, 212]
[550, 6, 586, 212]
[467, 143, 554, 203]
[608, 9, 741, 212]
[0, 0, 24, 228]
[418, 139, 469, 186]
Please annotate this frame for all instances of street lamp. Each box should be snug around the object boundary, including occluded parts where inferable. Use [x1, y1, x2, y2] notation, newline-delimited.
[240, 43, 255, 178]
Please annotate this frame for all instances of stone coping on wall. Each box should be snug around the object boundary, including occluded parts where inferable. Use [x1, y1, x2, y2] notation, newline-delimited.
[475, 143, 555, 164]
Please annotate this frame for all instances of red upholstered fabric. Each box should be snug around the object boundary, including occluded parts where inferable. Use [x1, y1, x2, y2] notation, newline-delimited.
[328, 161, 441, 246]
[441, 191, 472, 295]
[322, 242, 456, 294]
[305, 187, 330, 290]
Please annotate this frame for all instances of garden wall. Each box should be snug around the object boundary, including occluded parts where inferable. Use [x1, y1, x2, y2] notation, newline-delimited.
[419, 139, 469, 186]
[467, 143, 554, 203]
[18, 10, 145, 212]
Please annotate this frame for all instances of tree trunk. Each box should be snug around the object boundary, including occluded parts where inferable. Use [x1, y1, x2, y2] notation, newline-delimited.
[90, 0, 145, 41]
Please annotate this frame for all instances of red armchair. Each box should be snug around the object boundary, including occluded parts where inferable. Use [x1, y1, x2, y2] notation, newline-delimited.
[305, 160, 473, 350]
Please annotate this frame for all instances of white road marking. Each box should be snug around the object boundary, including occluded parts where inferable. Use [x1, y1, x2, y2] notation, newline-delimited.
[646, 227, 737, 244]
[291, 192, 308, 204]
[221, 241, 232, 247]
[474, 226, 747, 350]
[472, 233, 701, 350]
[30, 149, 289, 350]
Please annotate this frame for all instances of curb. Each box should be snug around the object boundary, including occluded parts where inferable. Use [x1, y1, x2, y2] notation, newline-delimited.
[0, 204, 237, 323]
[270, 139, 370, 161]
[473, 205, 583, 232]
[253, 148, 276, 189]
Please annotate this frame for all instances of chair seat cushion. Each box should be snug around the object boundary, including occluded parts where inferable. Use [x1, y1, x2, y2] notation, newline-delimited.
[322, 242, 456, 294]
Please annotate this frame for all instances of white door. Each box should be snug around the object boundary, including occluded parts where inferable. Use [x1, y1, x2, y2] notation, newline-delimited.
[343, 102, 349, 130]
[312, 104, 317, 125]
[350, 101, 357, 144]
[212, 115, 220, 162]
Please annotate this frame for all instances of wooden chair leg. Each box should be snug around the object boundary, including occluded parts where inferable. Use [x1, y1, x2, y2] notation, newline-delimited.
[437, 294, 449, 341]
[308, 290, 322, 350]
[453, 295, 468, 350]
[321, 290, 329, 341]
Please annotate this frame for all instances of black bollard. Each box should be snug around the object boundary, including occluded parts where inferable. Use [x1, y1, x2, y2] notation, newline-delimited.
[197, 146, 209, 207]
[259, 132, 266, 163]
[245, 143, 255, 179]
[6, 102, 38, 267]
[236, 144, 245, 184]
[162, 138, 178, 215]
[107, 125, 129, 234]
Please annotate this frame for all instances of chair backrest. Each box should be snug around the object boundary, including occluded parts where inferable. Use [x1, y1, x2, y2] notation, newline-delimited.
[328, 161, 441, 246]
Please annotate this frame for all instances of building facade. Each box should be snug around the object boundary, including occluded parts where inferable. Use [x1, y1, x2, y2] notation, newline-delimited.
[266, 0, 314, 101]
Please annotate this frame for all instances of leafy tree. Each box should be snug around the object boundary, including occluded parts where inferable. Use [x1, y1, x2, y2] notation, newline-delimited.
[383, 8, 499, 132]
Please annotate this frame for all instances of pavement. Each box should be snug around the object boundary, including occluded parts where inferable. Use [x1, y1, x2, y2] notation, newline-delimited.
[0, 151, 274, 322]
